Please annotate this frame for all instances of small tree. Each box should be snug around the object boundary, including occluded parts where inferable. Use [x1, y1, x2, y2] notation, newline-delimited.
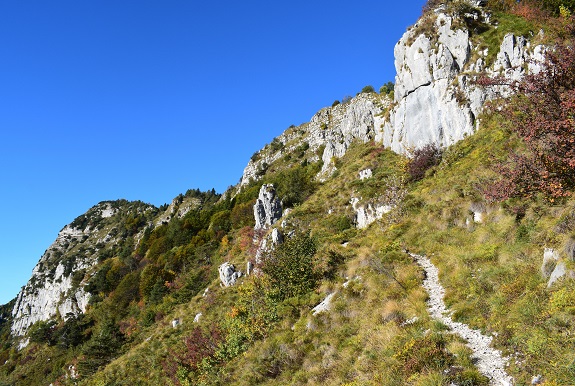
[261, 232, 318, 300]
[379, 81, 395, 95]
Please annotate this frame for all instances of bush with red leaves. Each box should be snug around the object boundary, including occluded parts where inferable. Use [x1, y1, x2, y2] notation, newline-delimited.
[162, 325, 223, 385]
[481, 41, 575, 201]
[407, 144, 443, 182]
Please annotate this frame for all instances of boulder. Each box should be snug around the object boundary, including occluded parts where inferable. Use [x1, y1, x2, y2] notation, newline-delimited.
[541, 248, 559, 278]
[548, 261, 567, 288]
[350, 197, 392, 229]
[312, 293, 336, 315]
[359, 168, 372, 180]
[219, 262, 242, 287]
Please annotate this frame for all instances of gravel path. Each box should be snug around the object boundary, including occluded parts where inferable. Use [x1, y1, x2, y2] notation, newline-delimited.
[410, 253, 514, 386]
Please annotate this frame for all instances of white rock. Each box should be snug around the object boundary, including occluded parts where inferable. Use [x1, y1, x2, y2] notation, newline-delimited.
[312, 293, 336, 315]
[542, 248, 560, 278]
[271, 228, 283, 245]
[219, 262, 242, 287]
[193, 313, 202, 323]
[359, 168, 373, 180]
[253, 184, 282, 230]
[548, 261, 567, 288]
[351, 197, 392, 229]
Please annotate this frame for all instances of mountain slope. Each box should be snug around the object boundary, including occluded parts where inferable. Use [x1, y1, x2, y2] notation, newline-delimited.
[1, 1, 575, 385]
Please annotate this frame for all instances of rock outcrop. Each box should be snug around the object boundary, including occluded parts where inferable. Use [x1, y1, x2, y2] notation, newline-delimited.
[541, 248, 575, 288]
[350, 197, 392, 229]
[238, 2, 546, 188]
[218, 262, 242, 287]
[253, 184, 282, 230]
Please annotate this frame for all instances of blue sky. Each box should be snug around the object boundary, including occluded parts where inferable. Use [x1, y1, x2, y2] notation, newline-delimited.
[0, 0, 425, 305]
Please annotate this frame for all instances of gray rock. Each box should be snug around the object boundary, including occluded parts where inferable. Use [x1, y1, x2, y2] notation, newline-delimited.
[548, 261, 567, 288]
[312, 293, 336, 315]
[254, 228, 284, 265]
[246, 261, 254, 276]
[541, 248, 559, 278]
[219, 262, 242, 287]
[350, 197, 392, 229]
[359, 168, 372, 180]
[253, 184, 282, 230]
[271, 228, 283, 244]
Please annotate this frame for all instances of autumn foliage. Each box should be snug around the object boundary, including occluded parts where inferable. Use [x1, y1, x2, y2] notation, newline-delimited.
[407, 143, 443, 181]
[482, 41, 575, 201]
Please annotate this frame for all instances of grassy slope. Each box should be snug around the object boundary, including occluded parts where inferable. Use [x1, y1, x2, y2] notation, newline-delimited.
[4, 112, 575, 386]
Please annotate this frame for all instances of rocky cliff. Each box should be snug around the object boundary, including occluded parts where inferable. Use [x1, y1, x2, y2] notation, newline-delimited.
[240, 1, 545, 186]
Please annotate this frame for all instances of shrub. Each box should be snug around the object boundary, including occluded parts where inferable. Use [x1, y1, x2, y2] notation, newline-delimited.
[407, 143, 443, 181]
[269, 138, 285, 153]
[77, 320, 125, 377]
[480, 41, 575, 201]
[28, 320, 57, 345]
[261, 232, 318, 300]
[361, 85, 375, 94]
[162, 325, 223, 385]
[271, 164, 316, 208]
[332, 100, 340, 107]
[379, 81, 395, 95]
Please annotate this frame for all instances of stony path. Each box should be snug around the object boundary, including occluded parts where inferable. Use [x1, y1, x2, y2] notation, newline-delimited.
[410, 253, 514, 386]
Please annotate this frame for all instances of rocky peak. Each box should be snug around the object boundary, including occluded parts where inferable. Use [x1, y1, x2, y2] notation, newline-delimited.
[11, 200, 156, 338]
[377, 4, 545, 154]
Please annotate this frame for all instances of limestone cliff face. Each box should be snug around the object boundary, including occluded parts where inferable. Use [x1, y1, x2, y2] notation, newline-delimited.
[240, 2, 545, 187]
[11, 201, 157, 338]
[380, 12, 480, 152]
[379, 8, 544, 153]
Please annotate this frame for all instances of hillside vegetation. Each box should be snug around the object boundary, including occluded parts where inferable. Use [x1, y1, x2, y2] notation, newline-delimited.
[1, 1, 574, 385]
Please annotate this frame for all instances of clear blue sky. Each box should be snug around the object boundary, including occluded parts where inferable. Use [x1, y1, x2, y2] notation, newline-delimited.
[0, 0, 425, 305]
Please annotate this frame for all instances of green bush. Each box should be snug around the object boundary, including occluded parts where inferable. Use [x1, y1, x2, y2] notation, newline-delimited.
[261, 232, 319, 300]
[361, 85, 375, 94]
[379, 81, 394, 95]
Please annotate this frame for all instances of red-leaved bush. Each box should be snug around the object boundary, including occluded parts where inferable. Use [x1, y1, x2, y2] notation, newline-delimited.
[407, 143, 443, 181]
[480, 41, 575, 201]
[162, 325, 222, 385]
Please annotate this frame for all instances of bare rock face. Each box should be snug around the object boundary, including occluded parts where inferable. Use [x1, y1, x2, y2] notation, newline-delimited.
[350, 197, 392, 229]
[380, 12, 478, 152]
[11, 224, 96, 338]
[377, 9, 545, 154]
[254, 184, 282, 230]
[491, 33, 545, 81]
[239, 93, 389, 185]
[238, 5, 546, 190]
[219, 262, 242, 287]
